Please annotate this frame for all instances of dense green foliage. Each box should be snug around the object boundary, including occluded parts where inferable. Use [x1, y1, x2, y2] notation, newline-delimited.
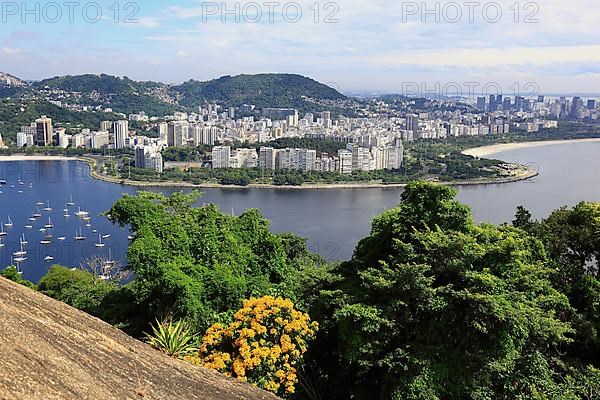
[34, 74, 179, 116]
[37, 266, 118, 316]
[172, 74, 345, 109]
[515, 202, 600, 364]
[304, 182, 600, 399]
[161, 146, 210, 162]
[106, 191, 324, 331]
[0, 266, 34, 288]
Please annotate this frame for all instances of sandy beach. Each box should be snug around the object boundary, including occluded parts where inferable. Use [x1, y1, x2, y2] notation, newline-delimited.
[463, 138, 600, 158]
[0, 155, 75, 161]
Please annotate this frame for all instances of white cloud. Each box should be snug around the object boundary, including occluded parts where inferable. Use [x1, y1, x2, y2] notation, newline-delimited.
[1, 47, 22, 55]
[361, 45, 600, 68]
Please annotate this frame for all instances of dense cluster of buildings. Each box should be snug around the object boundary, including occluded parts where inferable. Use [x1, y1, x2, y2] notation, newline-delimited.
[476, 95, 599, 121]
[212, 140, 404, 174]
[10, 94, 600, 175]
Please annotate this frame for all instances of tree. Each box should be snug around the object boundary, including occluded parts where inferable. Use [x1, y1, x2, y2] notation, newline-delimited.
[309, 182, 579, 399]
[37, 265, 116, 316]
[107, 191, 319, 332]
[192, 296, 318, 397]
[0, 266, 34, 288]
[513, 205, 534, 231]
[532, 202, 600, 362]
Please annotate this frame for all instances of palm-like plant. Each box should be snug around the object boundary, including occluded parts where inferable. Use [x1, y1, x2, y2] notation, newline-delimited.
[146, 319, 198, 359]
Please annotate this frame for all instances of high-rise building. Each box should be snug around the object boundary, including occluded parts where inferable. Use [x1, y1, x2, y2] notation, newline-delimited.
[386, 139, 404, 170]
[587, 99, 597, 110]
[135, 145, 163, 173]
[298, 148, 316, 171]
[167, 121, 188, 147]
[338, 149, 353, 174]
[158, 122, 168, 142]
[202, 127, 218, 146]
[476, 97, 487, 111]
[90, 131, 110, 149]
[100, 121, 112, 132]
[259, 147, 276, 170]
[113, 120, 129, 149]
[572, 97, 584, 118]
[503, 97, 512, 111]
[16, 132, 28, 147]
[35, 116, 53, 146]
[212, 146, 231, 169]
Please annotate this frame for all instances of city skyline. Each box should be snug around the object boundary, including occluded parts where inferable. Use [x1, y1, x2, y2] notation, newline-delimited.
[1, 0, 600, 94]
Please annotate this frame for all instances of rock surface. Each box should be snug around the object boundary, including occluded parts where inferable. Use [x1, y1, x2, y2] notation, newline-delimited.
[0, 278, 279, 400]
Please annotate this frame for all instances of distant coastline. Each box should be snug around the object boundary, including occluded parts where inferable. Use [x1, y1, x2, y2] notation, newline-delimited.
[462, 138, 600, 158]
[0, 153, 537, 190]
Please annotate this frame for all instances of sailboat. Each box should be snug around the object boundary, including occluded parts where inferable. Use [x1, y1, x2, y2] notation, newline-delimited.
[57, 236, 66, 241]
[74, 228, 86, 241]
[63, 204, 69, 213]
[5, 216, 13, 227]
[104, 248, 116, 267]
[43, 200, 52, 212]
[13, 242, 27, 257]
[67, 195, 75, 206]
[36, 201, 44, 206]
[13, 257, 26, 269]
[33, 207, 42, 218]
[44, 217, 54, 229]
[102, 234, 111, 239]
[20, 234, 28, 245]
[0, 223, 6, 237]
[75, 207, 89, 217]
[44, 255, 54, 262]
[95, 234, 105, 248]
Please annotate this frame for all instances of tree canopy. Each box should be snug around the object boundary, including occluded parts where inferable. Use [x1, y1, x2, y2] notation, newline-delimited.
[107, 190, 323, 331]
[306, 182, 599, 399]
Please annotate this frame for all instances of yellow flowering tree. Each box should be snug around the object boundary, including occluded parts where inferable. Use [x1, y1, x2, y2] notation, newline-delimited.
[193, 296, 318, 397]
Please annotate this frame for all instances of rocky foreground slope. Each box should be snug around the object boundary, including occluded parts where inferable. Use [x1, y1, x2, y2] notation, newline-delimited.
[0, 278, 278, 400]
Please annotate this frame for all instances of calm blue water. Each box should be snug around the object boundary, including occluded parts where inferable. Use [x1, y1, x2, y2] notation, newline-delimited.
[2, 141, 600, 282]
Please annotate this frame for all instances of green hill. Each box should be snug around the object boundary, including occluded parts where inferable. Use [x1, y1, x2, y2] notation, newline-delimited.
[34, 74, 179, 116]
[2, 72, 347, 117]
[172, 73, 346, 109]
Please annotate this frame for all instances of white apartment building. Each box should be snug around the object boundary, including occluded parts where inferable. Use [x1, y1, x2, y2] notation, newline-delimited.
[212, 146, 231, 169]
[113, 120, 129, 149]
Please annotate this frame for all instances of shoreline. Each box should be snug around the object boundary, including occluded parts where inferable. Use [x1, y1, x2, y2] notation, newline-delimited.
[0, 153, 538, 190]
[462, 138, 600, 158]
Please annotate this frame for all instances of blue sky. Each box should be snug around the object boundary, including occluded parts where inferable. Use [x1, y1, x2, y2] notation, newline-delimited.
[2, 0, 600, 94]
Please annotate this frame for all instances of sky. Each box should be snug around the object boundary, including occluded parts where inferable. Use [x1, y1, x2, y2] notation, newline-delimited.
[1, 0, 600, 95]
